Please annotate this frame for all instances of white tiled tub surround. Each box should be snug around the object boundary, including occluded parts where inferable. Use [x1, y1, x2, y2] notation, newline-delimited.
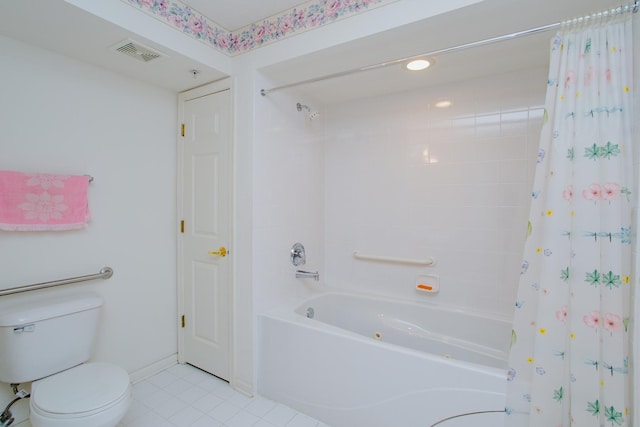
[324, 67, 546, 318]
[13, 364, 327, 427]
[252, 86, 326, 315]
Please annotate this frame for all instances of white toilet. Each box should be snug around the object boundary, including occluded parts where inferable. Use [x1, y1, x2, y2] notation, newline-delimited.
[0, 294, 131, 427]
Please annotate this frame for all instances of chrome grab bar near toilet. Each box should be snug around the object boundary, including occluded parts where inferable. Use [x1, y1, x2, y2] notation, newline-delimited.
[0, 267, 114, 296]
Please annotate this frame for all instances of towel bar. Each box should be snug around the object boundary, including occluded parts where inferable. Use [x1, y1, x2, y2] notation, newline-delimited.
[0, 267, 113, 296]
[353, 251, 435, 266]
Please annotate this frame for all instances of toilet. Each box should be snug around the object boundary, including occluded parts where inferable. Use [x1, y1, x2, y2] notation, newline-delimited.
[0, 294, 131, 427]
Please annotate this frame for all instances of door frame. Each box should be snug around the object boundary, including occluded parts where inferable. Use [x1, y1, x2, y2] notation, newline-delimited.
[177, 78, 234, 384]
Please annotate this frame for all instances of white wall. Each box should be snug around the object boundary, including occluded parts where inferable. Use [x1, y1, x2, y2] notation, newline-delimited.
[0, 35, 177, 423]
[324, 68, 545, 317]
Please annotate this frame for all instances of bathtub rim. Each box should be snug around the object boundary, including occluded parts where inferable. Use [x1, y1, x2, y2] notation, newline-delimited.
[292, 288, 513, 324]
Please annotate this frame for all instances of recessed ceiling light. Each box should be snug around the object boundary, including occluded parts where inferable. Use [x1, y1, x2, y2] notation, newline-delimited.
[435, 100, 452, 108]
[404, 58, 432, 71]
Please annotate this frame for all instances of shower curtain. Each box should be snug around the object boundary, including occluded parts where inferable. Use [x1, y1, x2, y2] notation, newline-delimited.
[505, 13, 635, 427]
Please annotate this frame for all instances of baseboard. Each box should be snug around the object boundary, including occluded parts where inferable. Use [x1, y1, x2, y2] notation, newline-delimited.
[232, 377, 254, 397]
[128, 354, 178, 384]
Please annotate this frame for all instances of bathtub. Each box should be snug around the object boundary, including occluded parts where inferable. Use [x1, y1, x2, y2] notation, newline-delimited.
[258, 292, 511, 427]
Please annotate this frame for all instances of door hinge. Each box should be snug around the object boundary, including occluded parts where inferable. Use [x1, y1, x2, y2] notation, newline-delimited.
[180, 220, 184, 233]
[181, 315, 185, 328]
[181, 123, 185, 137]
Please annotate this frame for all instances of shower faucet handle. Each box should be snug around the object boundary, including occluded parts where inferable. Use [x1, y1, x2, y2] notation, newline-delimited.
[291, 242, 306, 266]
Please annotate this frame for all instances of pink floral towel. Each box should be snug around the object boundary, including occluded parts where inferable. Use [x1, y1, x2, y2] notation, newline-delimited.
[0, 171, 91, 231]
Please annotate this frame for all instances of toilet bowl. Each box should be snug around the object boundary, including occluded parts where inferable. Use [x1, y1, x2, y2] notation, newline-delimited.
[29, 363, 131, 427]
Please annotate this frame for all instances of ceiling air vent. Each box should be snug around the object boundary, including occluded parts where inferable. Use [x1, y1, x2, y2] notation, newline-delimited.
[111, 39, 165, 63]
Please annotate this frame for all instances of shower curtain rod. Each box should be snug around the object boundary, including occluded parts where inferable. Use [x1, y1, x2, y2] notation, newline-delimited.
[260, 1, 638, 96]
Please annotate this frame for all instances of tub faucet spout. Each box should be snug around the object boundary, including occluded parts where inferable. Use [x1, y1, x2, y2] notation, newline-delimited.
[296, 270, 319, 281]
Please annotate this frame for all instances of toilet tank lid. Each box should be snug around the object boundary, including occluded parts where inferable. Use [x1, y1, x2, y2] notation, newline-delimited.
[0, 294, 103, 326]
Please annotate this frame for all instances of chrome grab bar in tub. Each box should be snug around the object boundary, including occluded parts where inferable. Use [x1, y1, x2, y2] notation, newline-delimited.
[353, 251, 436, 266]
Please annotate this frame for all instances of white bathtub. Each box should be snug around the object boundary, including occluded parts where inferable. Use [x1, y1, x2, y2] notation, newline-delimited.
[258, 292, 510, 427]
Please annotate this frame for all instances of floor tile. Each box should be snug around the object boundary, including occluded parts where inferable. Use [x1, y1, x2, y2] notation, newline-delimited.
[245, 396, 277, 417]
[286, 413, 320, 427]
[189, 414, 225, 427]
[226, 410, 261, 427]
[167, 405, 205, 427]
[191, 393, 225, 413]
[208, 400, 242, 422]
[262, 403, 298, 427]
[10, 364, 328, 427]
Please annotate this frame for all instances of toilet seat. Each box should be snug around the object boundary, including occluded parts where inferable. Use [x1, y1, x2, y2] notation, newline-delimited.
[30, 363, 131, 426]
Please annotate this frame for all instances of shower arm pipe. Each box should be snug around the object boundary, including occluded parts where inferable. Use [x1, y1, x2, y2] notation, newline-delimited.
[260, 0, 638, 96]
[353, 251, 435, 266]
[0, 267, 114, 297]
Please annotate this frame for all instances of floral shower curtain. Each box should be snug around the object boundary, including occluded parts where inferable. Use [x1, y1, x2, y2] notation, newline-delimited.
[505, 13, 635, 427]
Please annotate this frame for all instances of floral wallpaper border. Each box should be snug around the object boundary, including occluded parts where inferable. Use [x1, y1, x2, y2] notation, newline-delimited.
[122, 0, 397, 56]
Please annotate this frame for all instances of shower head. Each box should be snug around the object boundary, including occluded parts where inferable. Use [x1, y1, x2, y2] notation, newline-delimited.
[296, 102, 320, 120]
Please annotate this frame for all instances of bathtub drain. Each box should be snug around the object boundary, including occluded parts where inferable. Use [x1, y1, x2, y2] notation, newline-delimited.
[374, 332, 382, 340]
[306, 307, 314, 319]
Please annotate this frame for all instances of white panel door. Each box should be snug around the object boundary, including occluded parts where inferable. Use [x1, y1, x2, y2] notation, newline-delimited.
[181, 88, 231, 380]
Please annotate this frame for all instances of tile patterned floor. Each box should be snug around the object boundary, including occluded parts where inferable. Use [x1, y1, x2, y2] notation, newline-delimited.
[14, 364, 329, 427]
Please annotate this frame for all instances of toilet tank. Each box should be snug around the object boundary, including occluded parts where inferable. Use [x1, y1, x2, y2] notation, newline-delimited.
[0, 294, 103, 384]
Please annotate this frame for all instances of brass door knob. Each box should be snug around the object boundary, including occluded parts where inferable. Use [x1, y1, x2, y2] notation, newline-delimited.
[208, 247, 227, 257]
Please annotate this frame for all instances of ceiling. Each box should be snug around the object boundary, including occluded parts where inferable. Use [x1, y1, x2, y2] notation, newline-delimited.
[0, 0, 629, 98]
[0, 0, 362, 93]
[0, 0, 229, 92]
[260, 0, 627, 104]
